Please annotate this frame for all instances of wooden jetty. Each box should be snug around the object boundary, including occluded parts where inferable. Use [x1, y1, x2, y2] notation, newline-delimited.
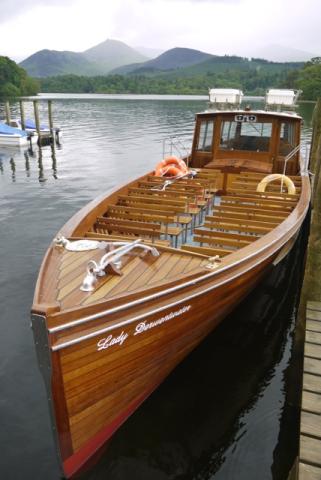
[3, 99, 61, 146]
[299, 301, 321, 479]
[297, 98, 321, 479]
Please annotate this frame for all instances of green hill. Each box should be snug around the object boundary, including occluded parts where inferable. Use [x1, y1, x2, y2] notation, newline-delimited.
[173, 56, 304, 77]
[112, 47, 213, 75]
[83, 39, 148, 72]
[20, 39, 149, 77]
[20, 49, 99, 77]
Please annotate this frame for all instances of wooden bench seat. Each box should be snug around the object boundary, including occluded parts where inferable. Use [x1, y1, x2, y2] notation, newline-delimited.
[232, 181, 302, 193]
[105, 208, 174, 224]
[221, 196, 294, 212]
[112, 203, 192, 238]
[239, 171, 301, 181]
[206, 214, 279, 230]
[123, 191, 201, 222]
[202, 221, 267, 236]
[213, 206, 288, 222]
[95, 217, 162, 243]
[129, 187, 197, 198]
[99, 212, 183, 247]
[193, 234, 251, 249]
[139, 181, 205, 194]
[118, 194, 187, 210]
[147, 176, 217, 193]
[194, 228, 258, 243]
[228, 188, 299, 201]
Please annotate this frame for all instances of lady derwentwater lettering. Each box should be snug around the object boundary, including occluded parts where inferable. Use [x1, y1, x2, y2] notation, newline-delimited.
[97, 331, 128, 351]
[96, 305, 191, 351]
[134, 305, 191, 335]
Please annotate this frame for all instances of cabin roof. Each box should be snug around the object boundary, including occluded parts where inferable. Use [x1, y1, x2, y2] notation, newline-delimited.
[196, 109, 302, 121]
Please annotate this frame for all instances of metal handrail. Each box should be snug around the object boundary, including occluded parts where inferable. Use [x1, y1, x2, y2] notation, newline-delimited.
[162, 136, 191, 164]
[281, 144, 301, 191]
[80, 239, 160, 291]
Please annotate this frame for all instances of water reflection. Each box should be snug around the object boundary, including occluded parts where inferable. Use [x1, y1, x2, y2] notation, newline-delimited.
[0, 142, 59, 183]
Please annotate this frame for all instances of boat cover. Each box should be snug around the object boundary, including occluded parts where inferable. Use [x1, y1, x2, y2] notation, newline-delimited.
[0, 123, 28, 136]
[25, 119, 48, 131]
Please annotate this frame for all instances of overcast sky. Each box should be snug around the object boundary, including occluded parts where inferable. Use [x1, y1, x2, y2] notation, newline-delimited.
[1, 0, 320, 61]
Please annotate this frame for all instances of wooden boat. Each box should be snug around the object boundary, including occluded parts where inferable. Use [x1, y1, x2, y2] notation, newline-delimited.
[31, 88, 311, 478]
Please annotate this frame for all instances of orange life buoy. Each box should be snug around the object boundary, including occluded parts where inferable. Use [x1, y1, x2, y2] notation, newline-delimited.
[154, 156, 188, 177]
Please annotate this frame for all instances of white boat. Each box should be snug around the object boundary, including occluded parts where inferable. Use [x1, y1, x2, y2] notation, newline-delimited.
[0, 123, 34, 147]
[9, 118, 62, 144]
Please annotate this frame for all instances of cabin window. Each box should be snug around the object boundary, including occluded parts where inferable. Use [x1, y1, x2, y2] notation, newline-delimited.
[278, 122, 296, 156]
[196, 120, 214, 152]
[220, 120, 273, 152]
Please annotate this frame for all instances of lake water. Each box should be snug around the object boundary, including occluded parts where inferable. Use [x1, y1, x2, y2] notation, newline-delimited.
[0, 95, 314, 480]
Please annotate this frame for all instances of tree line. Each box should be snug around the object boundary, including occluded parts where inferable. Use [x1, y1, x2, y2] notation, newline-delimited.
[37, 58, 321, 99]
[0, 56, 39, 97]
[1, 55, 321, 99]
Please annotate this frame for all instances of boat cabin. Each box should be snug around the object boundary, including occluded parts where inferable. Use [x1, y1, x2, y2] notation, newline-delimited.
[190, 91, 301, 179]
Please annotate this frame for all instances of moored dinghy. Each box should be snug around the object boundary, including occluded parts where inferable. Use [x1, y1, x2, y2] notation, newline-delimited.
[31, 88, 311, 478]
[0, 122, 33, 147]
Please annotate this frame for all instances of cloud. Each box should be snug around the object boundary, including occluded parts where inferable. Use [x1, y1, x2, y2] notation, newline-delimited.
[0, 0, 77, 23]
[1, 0, 321, 61]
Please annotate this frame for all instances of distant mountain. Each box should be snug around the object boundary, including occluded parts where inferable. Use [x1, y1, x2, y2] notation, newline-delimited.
[249, 44, 317, 62]
[20, 40, 310, 79]
[83, 39, 148, 72]
[20, 39, 148, 77]
[112, 47, 214, 75]
[112, 51, 303, 79]
[19, 50, 97, 77]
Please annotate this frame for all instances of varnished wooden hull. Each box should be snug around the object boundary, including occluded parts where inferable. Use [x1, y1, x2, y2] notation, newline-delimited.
[34, 256, 270, 477]
[31, 165, 310, 477]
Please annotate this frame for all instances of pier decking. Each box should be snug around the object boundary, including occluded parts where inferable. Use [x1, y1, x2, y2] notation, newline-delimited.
[299, 301, 321, 479]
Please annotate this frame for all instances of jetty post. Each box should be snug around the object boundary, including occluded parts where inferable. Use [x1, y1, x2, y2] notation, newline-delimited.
[5, 101, 11, 125]
[33, 100, 41, 142]
[19, 100, 26, 130]
[296, 98, 321, 478]
[47, 100, 56, 147]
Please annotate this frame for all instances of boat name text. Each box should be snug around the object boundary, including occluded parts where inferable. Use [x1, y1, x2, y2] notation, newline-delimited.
[134, 305, 191, 335]
[235, 114, 257, 123]
[96, 305, 191, 351]
[97, 331, 129, 351]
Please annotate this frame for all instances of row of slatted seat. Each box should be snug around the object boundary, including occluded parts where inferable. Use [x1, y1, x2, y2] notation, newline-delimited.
[90, 169, 217, 247]
[186, 171, 300, 256]
[101, 206, 184, 246]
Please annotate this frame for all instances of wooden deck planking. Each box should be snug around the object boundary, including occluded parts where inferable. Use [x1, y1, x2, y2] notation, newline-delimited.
[307, 310, 321, 321]
[302, 391, 321, 415]
[298, 462, 321, 480]
[300, 302, 321, 476]
[308, 301, 321, 312]
[300, 435, 321, 468]
[305, 343, 321, 361]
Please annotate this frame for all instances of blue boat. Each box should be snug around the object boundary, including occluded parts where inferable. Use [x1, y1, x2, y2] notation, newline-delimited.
[0, 122, 31, 146]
